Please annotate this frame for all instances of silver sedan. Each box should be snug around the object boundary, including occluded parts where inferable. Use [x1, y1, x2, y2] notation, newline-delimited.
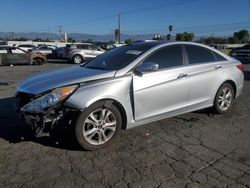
[16, 41, 244, 150]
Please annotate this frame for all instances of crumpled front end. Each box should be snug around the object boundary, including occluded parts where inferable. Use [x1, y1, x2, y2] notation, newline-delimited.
[15, 88, 80, 137]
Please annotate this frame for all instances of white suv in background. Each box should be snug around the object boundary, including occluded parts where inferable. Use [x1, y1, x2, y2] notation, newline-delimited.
[17, 44, 37, 52]
[66, 43, 104, 64]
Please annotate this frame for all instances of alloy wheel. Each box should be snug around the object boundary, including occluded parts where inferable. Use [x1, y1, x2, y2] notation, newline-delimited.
[73, 55, 82, 64]
[82, 108, 117, 145]
[217, 87, 233, 111]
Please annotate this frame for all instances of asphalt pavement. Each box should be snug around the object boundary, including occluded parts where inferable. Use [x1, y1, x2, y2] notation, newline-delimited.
[0, 60, 250, 188]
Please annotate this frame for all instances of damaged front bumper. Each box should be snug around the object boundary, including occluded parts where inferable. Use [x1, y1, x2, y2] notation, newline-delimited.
[15, 85, 80, 137]
[16, 101, 80, 137]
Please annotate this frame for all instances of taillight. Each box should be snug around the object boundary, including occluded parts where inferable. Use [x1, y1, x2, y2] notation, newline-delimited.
[236, 64, 244, 72]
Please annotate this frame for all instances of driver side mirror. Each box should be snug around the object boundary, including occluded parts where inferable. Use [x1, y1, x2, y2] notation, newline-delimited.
[135, 62, 159, 75]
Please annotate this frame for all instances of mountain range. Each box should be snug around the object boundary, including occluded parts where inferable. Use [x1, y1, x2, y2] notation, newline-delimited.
[0, 32, 155, 42]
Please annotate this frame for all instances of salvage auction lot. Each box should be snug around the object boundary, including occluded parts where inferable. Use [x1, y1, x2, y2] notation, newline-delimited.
[0, 60, 250, 187]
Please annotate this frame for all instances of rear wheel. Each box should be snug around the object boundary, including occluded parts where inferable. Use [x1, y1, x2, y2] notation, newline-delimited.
[75, 101, 122, 150]
[214, 83, 234, 114]
[72, 55, 83, 64]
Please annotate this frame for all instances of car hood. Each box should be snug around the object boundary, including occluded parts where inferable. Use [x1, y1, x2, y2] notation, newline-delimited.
[17, 65, 116, 95]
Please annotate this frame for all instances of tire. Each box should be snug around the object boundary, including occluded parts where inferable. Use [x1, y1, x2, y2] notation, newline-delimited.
[75, 101, 122, 150]
[32, 58, 44, 65]
[213, 83, 235, 114]
[72, 55, 83, 64]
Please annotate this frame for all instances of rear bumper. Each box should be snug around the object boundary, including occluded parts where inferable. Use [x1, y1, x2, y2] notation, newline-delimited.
[236, 84, 244, 98]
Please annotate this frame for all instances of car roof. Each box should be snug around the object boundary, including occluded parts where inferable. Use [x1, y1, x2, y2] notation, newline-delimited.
[129, 41, 166, 48]
[71, 43, 93, 45]
[0, 45, 15, 48]
[18, 44, 35, 46]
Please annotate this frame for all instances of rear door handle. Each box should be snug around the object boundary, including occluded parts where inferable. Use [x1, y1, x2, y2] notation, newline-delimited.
[177, 73, 188, 79]
[215, 65, 222, 69]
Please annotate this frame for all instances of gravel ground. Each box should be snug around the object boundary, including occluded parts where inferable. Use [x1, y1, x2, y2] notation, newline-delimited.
[0, 60, 250, 188]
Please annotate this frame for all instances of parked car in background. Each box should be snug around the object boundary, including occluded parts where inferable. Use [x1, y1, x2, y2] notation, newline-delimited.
[210, 44, 232, 56]
[15, 41, 244, 150]
[231, 44, 250, 63]
[51, 46, 66, 59]
[66, 43, 104, 64]
[31, 45, 57, 56]
[0, 46, 47, 65]
[17, 44, 37, 52]
[0, 40, 7, 45]
[93, 42, 116, 51]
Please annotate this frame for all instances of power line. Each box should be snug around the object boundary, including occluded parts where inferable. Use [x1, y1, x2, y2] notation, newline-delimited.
[123, 22, 250, 34]
[120, 0, 199, 15]
[60, 0, 200, 28]
[63, 14, 116, 27]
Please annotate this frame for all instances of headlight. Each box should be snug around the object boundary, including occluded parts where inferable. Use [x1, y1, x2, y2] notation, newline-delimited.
[232, 52, 236, 56]
[21, 85, 78, 113]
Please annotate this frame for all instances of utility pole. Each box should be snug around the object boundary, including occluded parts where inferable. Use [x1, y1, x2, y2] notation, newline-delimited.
[118, 14, 121, 44]
[58, 25, 63, 41]
[167, 25, 173, 40]
[48, 25, 50, 41]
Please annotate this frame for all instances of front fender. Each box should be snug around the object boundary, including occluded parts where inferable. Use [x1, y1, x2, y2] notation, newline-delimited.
[64, 76, 134, 127]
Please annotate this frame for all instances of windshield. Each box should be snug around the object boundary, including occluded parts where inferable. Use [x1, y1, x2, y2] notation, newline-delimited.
[82, 43, 156, 70]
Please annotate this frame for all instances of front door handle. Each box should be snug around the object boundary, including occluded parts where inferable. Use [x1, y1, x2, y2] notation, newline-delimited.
[177, 73, 188, 79]
[215, 65, 222, 69]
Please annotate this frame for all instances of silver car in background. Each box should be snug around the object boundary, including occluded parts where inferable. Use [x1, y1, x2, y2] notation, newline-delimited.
[16, 41, 244, 150]
[17, 44, 37, 52]
[31, 45, 58, 56]
[66, 43, 104, 64]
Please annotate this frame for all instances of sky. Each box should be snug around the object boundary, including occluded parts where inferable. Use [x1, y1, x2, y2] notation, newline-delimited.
[0, 0, 249, 36]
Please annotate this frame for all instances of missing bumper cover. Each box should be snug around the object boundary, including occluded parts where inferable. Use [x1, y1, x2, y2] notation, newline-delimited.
[19, 107, 80, 137]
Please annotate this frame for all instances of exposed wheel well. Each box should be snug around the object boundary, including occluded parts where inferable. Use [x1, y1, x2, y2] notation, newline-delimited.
[32, 57, 45, 65]
[88, 99, 127, 130]
[214, 80, 237, 102]
[223, 80, 237, 98]
[72, 54, 83, 59]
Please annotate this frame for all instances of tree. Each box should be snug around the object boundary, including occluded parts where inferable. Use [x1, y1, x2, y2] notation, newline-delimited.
[176, 32, 194, 41]
[33, 38, 42, 42]
[228, 37, 239, 44]
[108, 40, 115, 44]
[153, 34, 163, 40]
[233, 30, 249, 43]
[200, 37, 228, 45]
[124, 38, 133, 45]
[68, 37, 76, 43]
[86, 39, 93, 43]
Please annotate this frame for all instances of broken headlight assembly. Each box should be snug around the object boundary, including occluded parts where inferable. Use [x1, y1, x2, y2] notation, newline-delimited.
[21, 85, 78, 113]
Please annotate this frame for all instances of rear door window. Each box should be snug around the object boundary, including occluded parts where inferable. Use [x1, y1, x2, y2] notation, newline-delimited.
[185, 45, 216, 64]
[213, 52, 226, 61]
[77, 44, 88, 49]
[88, 45, 99, 51]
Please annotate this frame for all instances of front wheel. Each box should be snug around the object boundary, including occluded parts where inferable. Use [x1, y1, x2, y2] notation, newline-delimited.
[214, 83, 234, 114]
[72, 55, 83, 64]
[75, 101, 122, 150]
